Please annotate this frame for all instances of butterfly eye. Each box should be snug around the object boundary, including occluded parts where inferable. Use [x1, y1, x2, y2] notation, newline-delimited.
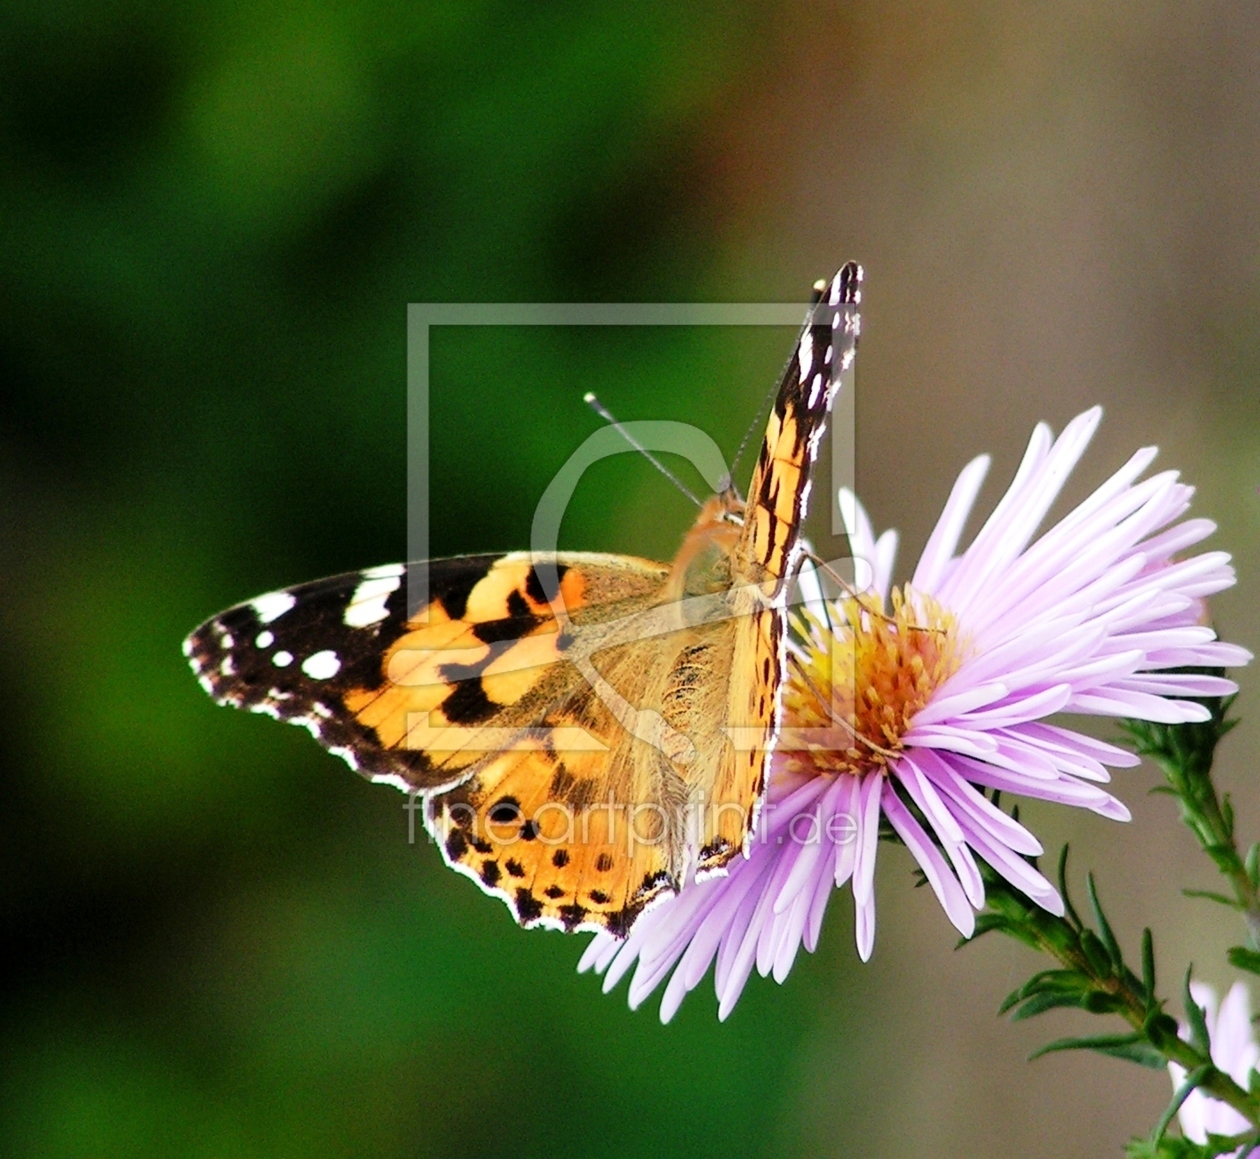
[488, 798, 521, 825]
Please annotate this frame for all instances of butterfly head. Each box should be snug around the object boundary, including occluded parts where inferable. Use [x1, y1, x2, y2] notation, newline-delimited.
[661, 491, 746, 601]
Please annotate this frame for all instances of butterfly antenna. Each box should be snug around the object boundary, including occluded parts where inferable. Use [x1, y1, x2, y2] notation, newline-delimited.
[728, 277, 830, 492]
[584, 393, 704, 508]
[727, 384, 775, 495]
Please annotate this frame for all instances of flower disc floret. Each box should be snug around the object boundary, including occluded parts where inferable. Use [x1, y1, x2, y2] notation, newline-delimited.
[784, 587, 962, 777]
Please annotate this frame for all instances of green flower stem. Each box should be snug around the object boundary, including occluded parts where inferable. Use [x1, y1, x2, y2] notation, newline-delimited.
[1124, 697, 1260, 948]
[971, 689, 1260, 1153]
[980, 869, 1260, 1128]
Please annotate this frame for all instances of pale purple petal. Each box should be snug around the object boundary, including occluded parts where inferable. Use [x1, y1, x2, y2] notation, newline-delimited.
[1016, 722, 1141, 768]
[833, 773, 862, 887]
[1069, 689, 1211, 722]
[902, 725, 1001, 759]
[1112, 673, 1238, 697]
[838, 487, 882, 595]
[854, 889, 876, 962]
[872, 529, 899, 602]
[945, 683, 1073, 730]
[951, 806, 1063, 914]
[1215, 983, 1258, 1086]
[942, 411, 1102, 615]
[851, 773, 883, 905]
[882, 782, 975, 937]
[795, 557, 828, 622]
[895, 756, 984, 907]
[912, 453, 991, 591]
[773, 775, 847, 913]
[1139, 516, 1215, 561]
[578, 931, 620, 975]
[803, 849, 836, 953]
[912, 681, 1011, 727]
[915, 748, 1043, 856]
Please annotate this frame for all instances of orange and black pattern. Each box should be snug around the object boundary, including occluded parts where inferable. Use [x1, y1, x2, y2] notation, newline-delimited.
[184, 264, 862, 938]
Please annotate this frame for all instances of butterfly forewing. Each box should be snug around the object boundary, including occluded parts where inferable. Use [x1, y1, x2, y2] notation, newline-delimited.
[693, 263, 862, 874]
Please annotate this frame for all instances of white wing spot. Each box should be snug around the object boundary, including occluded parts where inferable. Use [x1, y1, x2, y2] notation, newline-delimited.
[220, 655, 234, 676]
[197, 674, 215, 695]
[807, 371, 824, 408]
[312, 702, 333, 719]
[344, 570, 402, 628]
[797, 332, 814, 384]
[181, 636, 194, 658]
[252, 591, 296, 624]
[301, 650, 341, 680]
[255, 630, 274, 648]
[219, 632, 234, 649]
[362, 563, 406, 580]
[272, 650, 294, 667]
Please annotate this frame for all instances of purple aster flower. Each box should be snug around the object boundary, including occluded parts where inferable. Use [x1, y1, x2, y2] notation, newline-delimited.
[579, 407, 1249, 1021]
[1170, 981, 1260, 1152]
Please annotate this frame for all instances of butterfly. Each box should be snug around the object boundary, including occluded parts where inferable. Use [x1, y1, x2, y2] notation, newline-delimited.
[184, 263, 862, 938]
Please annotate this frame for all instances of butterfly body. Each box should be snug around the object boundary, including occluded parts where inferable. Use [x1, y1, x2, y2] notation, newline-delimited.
[185, 264, 861, 936]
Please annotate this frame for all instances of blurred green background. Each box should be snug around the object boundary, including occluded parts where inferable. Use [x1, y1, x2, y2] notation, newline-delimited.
[3, 3, 1260, 1156]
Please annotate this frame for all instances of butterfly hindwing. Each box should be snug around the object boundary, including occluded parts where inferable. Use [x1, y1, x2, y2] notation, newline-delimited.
[186, 551, 707, 933]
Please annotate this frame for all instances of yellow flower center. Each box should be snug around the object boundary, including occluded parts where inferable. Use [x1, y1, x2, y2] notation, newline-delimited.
[781, 585, 963, 778]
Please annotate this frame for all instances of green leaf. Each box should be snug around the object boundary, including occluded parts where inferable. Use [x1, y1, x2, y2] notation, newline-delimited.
[963, 911, 1037, 950]
[1009, 990, 1091, 1021]
[1057, 845, 1084, 931]
[969, 912, 1012, 937]
[1088, 872, 1125, 969]
[1184, 966, 1212, 1055]
[1227, 946, 1260, 976]
[1182, 888, 1243, 910]
[1245, 843, 1259, 890]
[1081, 929, 1115, 978]
[1142, 928, 1157, 1006]
[998, 970, 1089, 1015]
[1082, 990, 1127, 1015]
[1021, 968, 1093, 992]
[1029, 1031, 1166, 1068]
[1203, 845, 1241, 874]
[1144, 1011, 1181, 1050]
[1153, 1063, 1212, 1143]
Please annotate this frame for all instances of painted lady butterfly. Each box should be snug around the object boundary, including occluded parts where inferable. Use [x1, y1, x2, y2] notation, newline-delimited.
[185, 263, 862, 937]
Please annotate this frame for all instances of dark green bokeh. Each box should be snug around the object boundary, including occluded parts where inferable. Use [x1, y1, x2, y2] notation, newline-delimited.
[0, 5, 866, 1157]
